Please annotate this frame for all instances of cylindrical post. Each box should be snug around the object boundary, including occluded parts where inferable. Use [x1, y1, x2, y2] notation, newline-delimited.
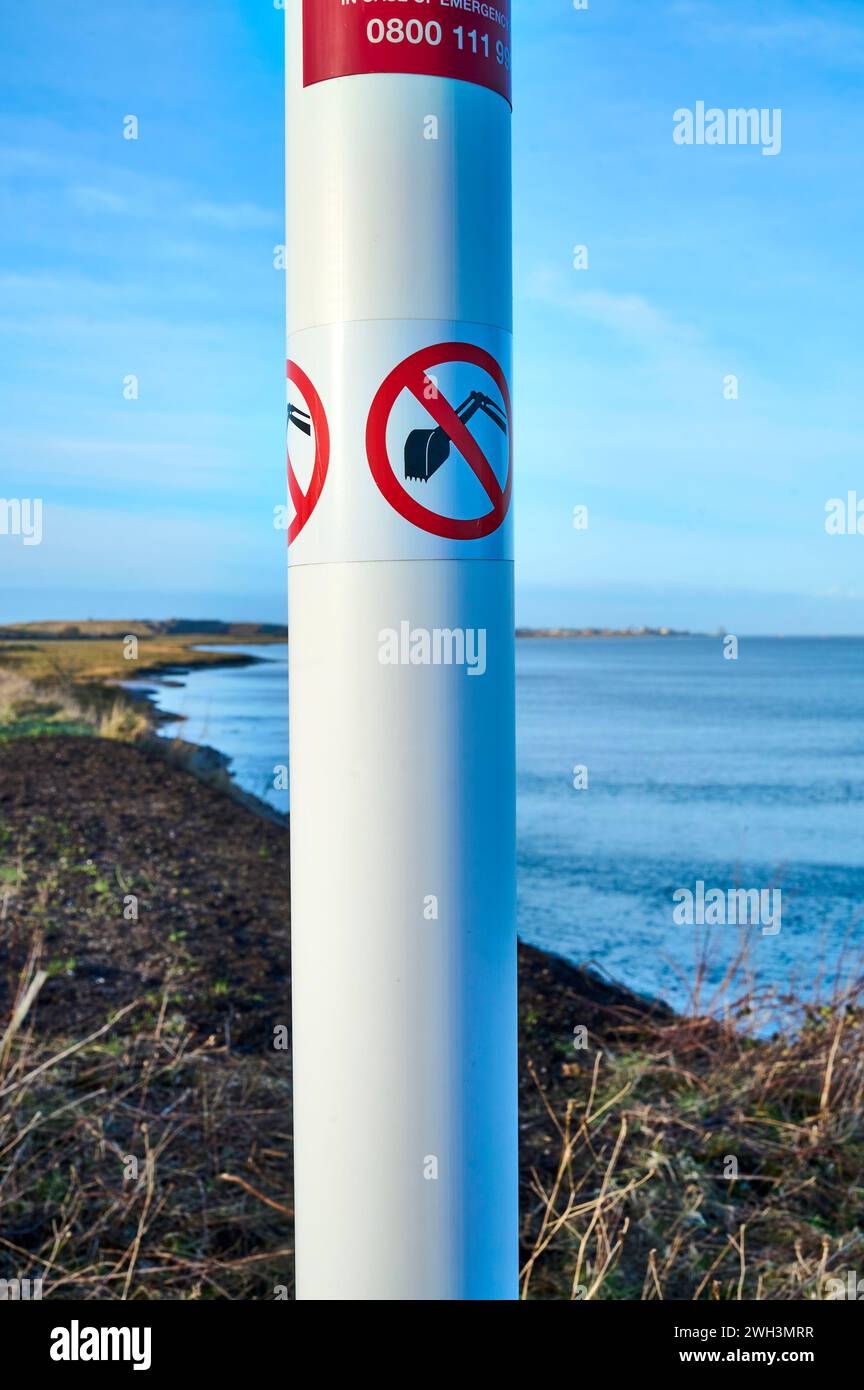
[285, 0, 517, 1301]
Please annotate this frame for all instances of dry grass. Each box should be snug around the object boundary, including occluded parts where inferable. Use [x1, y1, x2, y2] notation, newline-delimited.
[3, 944, 862, 1299]
[520, 979, 864, 1301]
[0, 704, 860, 1301]
[97, 701, 151, 742]
[0, 942, 293, 1301]
[0, 670, 95, 741]
[0, 622, 285, 686]
[0, 624, 286, 758]
[0, 669, 150, 744]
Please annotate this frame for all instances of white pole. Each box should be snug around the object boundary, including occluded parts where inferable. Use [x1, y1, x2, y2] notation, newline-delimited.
[285, 0, 517, 1301]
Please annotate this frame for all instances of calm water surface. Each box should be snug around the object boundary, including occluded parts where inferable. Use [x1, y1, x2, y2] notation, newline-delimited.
[131, 638, 864, 1010]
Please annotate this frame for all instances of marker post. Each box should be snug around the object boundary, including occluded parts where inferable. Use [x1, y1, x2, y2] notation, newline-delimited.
[285, 0, 517, 1300]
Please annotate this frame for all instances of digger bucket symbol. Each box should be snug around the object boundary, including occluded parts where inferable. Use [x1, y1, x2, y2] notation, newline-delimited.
[404, 390, 508, 483]
[288, 403, 312, 437]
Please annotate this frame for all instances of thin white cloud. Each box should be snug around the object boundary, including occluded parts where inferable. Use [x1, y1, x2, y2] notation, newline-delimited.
[70, 184, 137, 214]
[0, 430, 258, 488]
[188, 200, 279, 230]
[0, 144, 60, 174]
[68, 179, 279, 230]
[524, 265, 699, 346]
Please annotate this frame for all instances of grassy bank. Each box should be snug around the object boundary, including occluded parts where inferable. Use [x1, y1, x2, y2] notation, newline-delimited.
[0, 620, 288, 794]
[0, 620, 287, 682]
[1, 736, 862, 1300]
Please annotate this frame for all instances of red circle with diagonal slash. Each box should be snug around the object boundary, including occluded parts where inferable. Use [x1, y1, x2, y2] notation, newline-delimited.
[287, 359, 330, 545]
[366, 343, 512, 541]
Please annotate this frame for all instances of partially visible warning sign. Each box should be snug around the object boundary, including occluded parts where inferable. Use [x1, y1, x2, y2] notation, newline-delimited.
[287, 359, 330, 545]
[302, 0, 512, 106]
[366, 342, 512, 541]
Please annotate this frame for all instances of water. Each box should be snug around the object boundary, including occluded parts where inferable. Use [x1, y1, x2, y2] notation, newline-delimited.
[133, 638, 864, 1012]
[127, 644, 290, 816]
[517, 637, 864, 1014]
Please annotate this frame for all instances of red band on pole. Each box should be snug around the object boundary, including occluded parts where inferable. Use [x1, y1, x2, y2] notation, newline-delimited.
[302, 0, 512, 106]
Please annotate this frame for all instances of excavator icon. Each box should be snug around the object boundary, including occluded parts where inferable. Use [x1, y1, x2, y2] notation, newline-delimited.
[404, 390, 508, 483]
[287, 403, 312, 437]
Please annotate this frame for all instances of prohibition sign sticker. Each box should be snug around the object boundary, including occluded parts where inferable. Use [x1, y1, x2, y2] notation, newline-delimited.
[366, 343, 513, 541]
[287, 359, 330, 545]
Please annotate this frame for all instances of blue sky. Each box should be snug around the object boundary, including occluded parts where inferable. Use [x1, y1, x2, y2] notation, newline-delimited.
[1, 0, 862, 632]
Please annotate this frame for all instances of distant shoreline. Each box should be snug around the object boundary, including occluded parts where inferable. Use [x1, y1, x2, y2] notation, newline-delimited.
[516, 626, 698, 639]
[3, 620, 690, 643]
